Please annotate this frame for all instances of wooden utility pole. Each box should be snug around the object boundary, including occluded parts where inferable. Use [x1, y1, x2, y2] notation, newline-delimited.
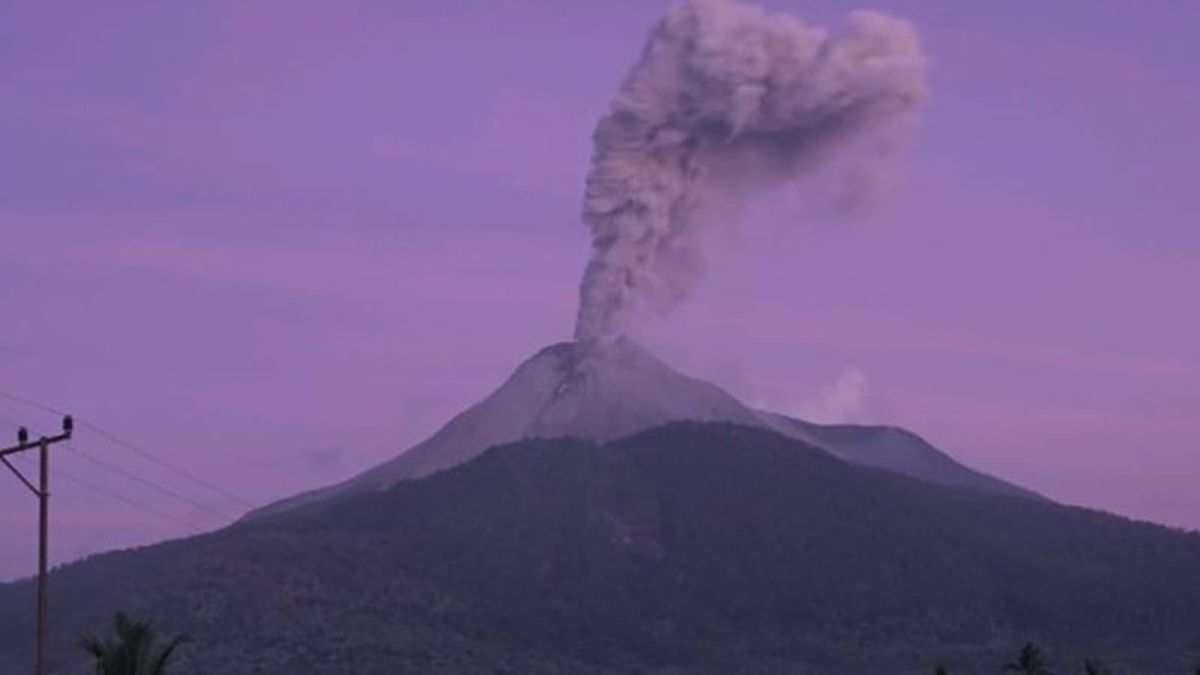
[0, 415, 73, 675]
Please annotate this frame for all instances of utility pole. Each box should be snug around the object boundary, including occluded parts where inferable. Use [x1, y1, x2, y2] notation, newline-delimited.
[0, 415, 73, 675]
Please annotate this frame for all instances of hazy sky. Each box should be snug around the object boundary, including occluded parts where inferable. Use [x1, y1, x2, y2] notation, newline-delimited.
[2, 0, 1198, 581]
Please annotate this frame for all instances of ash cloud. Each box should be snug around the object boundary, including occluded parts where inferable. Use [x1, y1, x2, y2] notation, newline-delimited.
[575, 0, 927, 342]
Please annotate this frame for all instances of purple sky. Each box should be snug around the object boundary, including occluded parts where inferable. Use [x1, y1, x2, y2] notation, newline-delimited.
[2, 0, 1198, 581]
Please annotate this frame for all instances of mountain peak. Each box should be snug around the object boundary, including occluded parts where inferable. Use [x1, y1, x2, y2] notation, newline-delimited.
[247, 340, 1036, 519]
[506, 337, 762, 444]
[525, 336, 671, 382]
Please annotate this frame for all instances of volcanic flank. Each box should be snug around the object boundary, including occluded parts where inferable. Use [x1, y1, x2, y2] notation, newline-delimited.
[250, 339, 1035, 519]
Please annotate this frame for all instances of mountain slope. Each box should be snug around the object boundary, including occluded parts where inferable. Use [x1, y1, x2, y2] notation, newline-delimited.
[762, 412, 1042, 500]
[252, 339, 1033, 518]
[3, 423, 1197, 675]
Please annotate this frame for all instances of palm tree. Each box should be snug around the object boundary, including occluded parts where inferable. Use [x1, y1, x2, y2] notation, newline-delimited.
[1082, 659, 1110, 675]
[1003, 642, 1053, 675]
[79, 611, 190, 675]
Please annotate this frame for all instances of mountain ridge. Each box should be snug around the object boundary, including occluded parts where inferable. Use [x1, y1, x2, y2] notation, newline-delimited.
[250, 339, 1035, 519]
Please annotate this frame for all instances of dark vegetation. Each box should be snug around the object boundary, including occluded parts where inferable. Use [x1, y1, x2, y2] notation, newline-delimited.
[1002, 642, 1052, 674]
[2, 422, 1199, 674]
[78, 611, 189, 675]
[933, 641, 1189, 673]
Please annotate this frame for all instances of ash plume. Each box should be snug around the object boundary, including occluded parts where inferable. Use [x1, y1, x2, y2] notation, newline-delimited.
[574, 0, 927, 342]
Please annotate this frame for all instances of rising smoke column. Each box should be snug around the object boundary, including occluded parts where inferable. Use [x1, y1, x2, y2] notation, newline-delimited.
[575, 0, 927, 342]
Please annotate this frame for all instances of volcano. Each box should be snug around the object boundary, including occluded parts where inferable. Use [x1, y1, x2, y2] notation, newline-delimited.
[11, 349, 1200, 675]
[8, 422, 1198, 674]
[251, 339, 1035, 519]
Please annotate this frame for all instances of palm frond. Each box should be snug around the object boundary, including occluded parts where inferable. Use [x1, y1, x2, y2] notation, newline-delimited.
[149, 634, 193, 675]
[79, 610, 190, 675]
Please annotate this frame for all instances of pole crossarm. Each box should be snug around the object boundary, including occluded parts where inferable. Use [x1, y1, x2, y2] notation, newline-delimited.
[0, 431, 72, 458]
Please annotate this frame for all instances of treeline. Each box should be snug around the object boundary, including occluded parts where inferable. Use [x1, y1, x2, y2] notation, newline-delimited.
[935, 642, 1200, 675]
[67, 610, 1200, 675]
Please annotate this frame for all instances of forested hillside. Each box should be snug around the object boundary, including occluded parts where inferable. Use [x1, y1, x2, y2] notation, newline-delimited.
[2, 423, 1198, 674]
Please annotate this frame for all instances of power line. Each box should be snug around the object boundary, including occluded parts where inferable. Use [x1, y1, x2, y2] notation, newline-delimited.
[7, 452, 204, 534]
[74, 421, 254, 508]
[0, 391, 66, 420]
[56, 469, 205, 533]
[1, 415, 74, 675]
[60, 441, 236, 522]
[2, 414, 236, 521]
[2, 406, 217, 675]
[54, 466, 206, 534]
[0, 391, 254, 509]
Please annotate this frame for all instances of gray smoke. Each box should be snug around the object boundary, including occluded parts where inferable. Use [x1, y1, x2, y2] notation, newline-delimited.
[575, 0, 927, 342]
